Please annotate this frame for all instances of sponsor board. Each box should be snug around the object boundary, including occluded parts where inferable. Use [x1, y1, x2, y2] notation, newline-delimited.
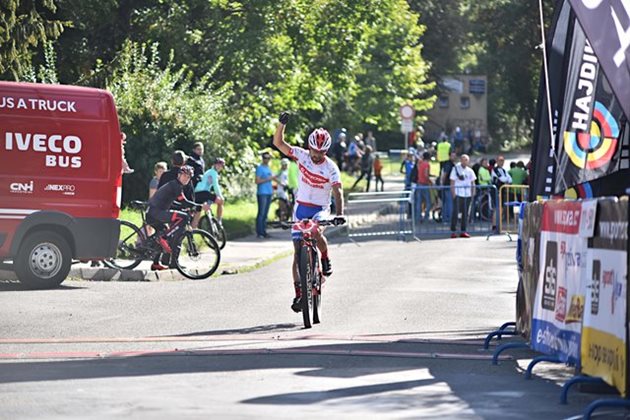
[581, 199, 627, 396]
[531, 200, 588, 363]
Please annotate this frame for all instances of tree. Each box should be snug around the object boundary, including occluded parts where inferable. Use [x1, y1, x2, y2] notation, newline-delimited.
[0, 0, 66, 78]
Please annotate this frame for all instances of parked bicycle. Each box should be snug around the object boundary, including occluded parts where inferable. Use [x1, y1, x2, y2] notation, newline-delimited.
[198, 206, 227, 250]
[104, 201, 221, 279]
[431, 188, 494, 223]
[281, 218, 342, 329]
[272, 195, 293, 223]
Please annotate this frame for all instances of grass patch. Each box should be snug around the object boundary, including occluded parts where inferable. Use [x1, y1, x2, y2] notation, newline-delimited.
[120, 199, 259, 241]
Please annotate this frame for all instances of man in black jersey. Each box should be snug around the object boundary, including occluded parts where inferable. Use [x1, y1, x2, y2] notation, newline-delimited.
[147, 165, 209, 270]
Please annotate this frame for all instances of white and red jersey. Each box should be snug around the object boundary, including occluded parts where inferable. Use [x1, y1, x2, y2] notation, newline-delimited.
[288, 146, 341, 207]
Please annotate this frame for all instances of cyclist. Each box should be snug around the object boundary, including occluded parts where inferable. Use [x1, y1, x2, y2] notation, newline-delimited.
[273, 112, 346, 312]
[146, 165, 209, 270]
[193, 157, 226, 228]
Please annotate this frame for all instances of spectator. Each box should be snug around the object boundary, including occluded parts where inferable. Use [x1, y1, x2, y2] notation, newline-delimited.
[255, 152, 276, 239]
[373, 154, 384, 192]
[411, 151, 432, 223]
[436, 136, 451, 173]
[492, 155, 513, 188]
[351, 145, 374, 192]
[332, 132, 347, 171]
[193, 157, 226, 227]
[187, 142, 206, 188]
[492, 155, 513, 222]
[440, 151, 457, 224]
[347, 137, 361, 175]
[149, 161, 168, 199]
[121, 132, 134, 174]
[400, 152, 415, 191]
[509, 160, 528, 186]
[477, 158, 492, 187]
[158, 150, 195, 202]
[450, 154, 476, 238]
[365, 130, 377, 151]
[453, 126, 464, 155]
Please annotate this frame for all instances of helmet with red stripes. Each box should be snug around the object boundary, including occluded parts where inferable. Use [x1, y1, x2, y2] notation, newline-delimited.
[308, 128, 332, 152]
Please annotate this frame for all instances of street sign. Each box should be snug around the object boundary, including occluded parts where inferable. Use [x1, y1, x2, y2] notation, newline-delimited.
[399, 104, 415, 120]
[401, 119, 413, 133]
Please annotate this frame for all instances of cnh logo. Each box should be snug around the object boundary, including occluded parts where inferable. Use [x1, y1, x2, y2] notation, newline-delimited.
[10, 181, 33, 193]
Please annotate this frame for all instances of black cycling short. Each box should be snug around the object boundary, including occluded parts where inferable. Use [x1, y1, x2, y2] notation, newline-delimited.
[195, 191, 217, 204]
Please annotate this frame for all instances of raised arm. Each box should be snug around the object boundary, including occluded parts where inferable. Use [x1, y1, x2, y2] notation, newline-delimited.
[273, 112, 292, 156]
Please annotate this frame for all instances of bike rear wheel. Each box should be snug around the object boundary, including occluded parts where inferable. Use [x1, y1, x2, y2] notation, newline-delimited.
[479, 195, 493, 222]
[103, 220, 145, 270]
[174, 229, 221, 279]
[199, 215, 227, 250]
[298, 244, 312, 329]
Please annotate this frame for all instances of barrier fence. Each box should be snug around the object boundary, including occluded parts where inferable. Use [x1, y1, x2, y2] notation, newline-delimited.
[411, 185, 498, 238]
[498, 185, 529, 235]
[491, 196, 629, 417]
[346, 191, 414, 239]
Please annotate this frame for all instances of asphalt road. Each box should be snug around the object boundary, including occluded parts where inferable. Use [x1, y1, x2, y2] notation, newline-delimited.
[0, 235, 614, 419]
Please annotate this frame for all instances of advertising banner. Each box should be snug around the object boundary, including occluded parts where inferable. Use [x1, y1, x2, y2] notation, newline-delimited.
[518, 202, 544, 338]
[531, 200, 588, 363]
[581, 198, 628, 396]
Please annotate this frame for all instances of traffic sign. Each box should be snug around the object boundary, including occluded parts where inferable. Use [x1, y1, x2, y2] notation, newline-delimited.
[399, 104, 415, 120]
[401, 119, 413, 133]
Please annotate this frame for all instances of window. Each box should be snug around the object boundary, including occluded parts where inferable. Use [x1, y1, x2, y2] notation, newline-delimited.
[469, 79, 486, 94]
[460, 96, 470, 109]
[438, 95, 449, 108]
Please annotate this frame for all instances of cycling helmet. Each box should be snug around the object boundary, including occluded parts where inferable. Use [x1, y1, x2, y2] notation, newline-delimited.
[308, 128, 332, 152]
[215, 157, 226, 166]
[178, 165, 194, 177]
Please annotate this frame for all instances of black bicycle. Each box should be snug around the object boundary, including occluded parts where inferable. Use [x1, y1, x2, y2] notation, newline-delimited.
[198, 207, 227, 250]
[282, 218, 343, 329]
[104, 201, 221, 279]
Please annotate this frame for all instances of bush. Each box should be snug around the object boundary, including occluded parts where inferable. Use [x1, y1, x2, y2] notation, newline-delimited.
[108, 42, 257, 202]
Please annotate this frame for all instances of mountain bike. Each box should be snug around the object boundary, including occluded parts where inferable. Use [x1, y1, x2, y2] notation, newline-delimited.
[103, 201, 221, 279]
[282, 218, 343, 329]
[198, 206, 227, 250]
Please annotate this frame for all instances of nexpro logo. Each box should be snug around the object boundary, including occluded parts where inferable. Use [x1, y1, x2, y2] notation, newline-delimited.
[9, 181, 34, 194]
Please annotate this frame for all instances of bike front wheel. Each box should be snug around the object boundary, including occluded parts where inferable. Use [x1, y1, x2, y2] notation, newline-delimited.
[174, 229, 221, 279]
[103, 220, 145, 270]
[298, 245, 313, 329]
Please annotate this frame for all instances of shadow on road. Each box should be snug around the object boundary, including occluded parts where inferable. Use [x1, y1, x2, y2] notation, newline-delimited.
[0, 337, 603, 418]
[168, 323, 301, 337]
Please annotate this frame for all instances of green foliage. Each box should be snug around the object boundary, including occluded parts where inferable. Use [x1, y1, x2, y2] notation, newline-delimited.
[0, 0, 67, 78]
[107, 42, 255, 202]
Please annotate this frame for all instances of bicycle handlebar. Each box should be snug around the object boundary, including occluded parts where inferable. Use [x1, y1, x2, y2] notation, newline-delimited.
[280, 217, 346, 230]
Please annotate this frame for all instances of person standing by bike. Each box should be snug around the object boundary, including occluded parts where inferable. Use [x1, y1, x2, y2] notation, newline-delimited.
[147, 166, 209, 270]
[449, 154, 476, 238]
[193, 157, 226, 228]
[273, 112, 345, 312]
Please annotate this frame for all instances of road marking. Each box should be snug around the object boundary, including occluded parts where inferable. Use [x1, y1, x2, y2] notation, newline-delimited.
[0, 334, 493, 346]
[0, 347, 514, 361]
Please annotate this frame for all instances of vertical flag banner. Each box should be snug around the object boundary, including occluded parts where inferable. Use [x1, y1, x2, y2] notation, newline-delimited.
[569, 0, 630, 120]
[581, 199, 627, 396]
[531, 0, 573, 199]
[554, 22, 628, 193]
[532, 200, 588, 363]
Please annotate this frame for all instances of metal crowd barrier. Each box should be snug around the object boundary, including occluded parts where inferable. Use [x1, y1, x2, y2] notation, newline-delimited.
[346, 191, 414, 239]
[498, 185, 529, 235]
[411, 185, 498, 238]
